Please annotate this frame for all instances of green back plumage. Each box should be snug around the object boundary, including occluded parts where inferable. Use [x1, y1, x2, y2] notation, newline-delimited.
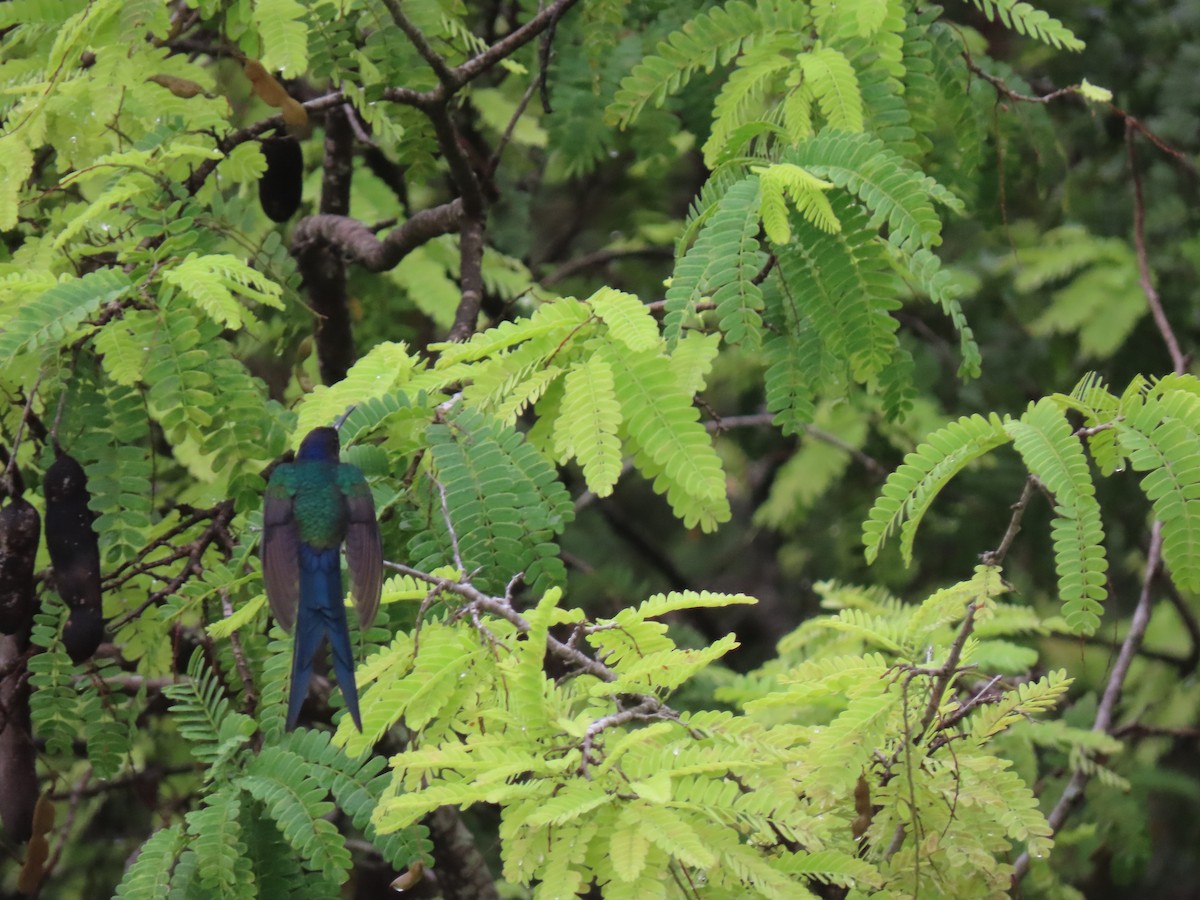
[267, 462, 350, 550]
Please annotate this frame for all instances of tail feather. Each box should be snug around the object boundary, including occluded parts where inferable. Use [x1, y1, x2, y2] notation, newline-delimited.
[286, 546, 363, 731]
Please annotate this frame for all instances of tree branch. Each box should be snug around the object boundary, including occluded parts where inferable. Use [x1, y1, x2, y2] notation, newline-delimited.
[1127, 123, 1187, 374]
[540, 246, 674, 286]
[381, 0, 458, 90]
[290, 200, 464, 272]
[1011, 521, 1165, 884]
[425, 806, 500, 900]
[980, 476, 1038, 567]
[442, 0, 583, 94]
[300, 104, 356, 384]
[183, 91, 350, 195]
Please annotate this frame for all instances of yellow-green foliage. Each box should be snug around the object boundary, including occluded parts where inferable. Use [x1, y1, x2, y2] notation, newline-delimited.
[310, 572, 1084, 899]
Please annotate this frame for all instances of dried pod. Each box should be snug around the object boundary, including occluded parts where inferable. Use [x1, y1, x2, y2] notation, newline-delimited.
[391, 862, 425, 892]
[30, 791, 54, 837]
[258, 135, 304, 222]
[280, 95, 308, 128]
[0, 495, 40, 635]
[243, 58, 290, 108]
[44, 453, 104, 663]
[851, 773, 873, 840]
[17, 834, 48, 894]
[146, 74, 210, 99]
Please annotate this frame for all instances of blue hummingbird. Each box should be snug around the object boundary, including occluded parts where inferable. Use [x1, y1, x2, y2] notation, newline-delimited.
[261, 426, 382, 731]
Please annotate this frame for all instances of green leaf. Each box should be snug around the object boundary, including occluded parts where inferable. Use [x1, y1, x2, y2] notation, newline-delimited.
[254, 0, 308, 75]
[1007, 400, 1107, 633]
[609, 348, 731, 531]
[554, 356, 623, 497]
[588, 286, 661, 352]
[0, 269, 130, 365]
[863, 413, 1011, 564]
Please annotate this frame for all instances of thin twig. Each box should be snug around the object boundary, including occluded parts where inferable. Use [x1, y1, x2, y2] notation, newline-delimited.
[915, 603, 980, 744]
[540, 246, 674, 286]
[1011, 521, 1165, 883]
[435, 479, 466, 574]
[1162, 580, 1200, 672]
[703, 413, 889, 479]
[220, 590, 258, 718]
[383, 561, 615, 683]
[962, 51, 1195, 174]
[488, 74, 540, 174]
[4, 373, 42, 487]
[1110, 721, 1200, 741]
[381, 0, 458, 89]
[981, 476, 1038, 567]
[580, 698, 672, 778]
[1127, 123, 1187, 374]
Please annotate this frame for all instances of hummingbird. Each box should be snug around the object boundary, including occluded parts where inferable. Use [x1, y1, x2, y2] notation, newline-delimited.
[261, 426, 382, 731]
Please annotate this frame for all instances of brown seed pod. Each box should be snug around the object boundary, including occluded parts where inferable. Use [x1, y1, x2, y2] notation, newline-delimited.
[258, 135, 304, 222]
[243, 58, 290, 108]
[30, 791, 54, 837]
[391, 862, 425, 892]
[16, 834, 49, 893]
[44, 452, 104, 663]
[850, 773, 873, 840]
[279, 95, 308, 128]
[146, 74, 210, 99]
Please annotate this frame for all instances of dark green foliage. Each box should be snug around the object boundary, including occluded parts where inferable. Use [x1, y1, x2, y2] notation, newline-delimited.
[282, 729, 433, 868]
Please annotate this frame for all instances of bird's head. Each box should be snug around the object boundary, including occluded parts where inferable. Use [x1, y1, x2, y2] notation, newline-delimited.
[296, 426, 341, 461]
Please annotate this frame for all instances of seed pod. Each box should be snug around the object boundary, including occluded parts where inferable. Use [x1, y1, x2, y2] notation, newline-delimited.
[146, 74, 210, 99]
[243, 59, 291, 108]
[280, 95, 308, 128]
[259, 135, 304, 222]
[17, 834, 48, 894]
[851, 773, 873, 840]
[0, 495, 39, 635]
[0, 634, 36, 844]
[43, 453, 104, 663]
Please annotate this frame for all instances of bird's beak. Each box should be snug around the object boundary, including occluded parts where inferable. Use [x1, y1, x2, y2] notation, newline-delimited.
[334, 406, 356, 430]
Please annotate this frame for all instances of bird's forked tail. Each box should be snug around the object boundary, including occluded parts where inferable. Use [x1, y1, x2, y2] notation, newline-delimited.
[287, 547, 363, 731]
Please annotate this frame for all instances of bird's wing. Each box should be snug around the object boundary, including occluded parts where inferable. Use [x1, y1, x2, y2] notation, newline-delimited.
[262, 469, 300, 632]
[339, 465, 382, 629]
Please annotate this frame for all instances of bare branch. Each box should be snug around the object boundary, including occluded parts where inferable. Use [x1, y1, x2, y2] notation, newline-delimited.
[580, 698, 674, 778]
[383, 561, 616, 683]
[290, 200, 464, 272]
[449, 216, 486, 342]
[541, 246, 674, 286]
[435, 479, 466, 575]
[981, 476, 1038, 567]
[1011, 521, 1165, 884]
[425, 806, 501, 900]
[183, 91, 349, 195]
[381, 0, 457, 89]
[1127, 124, 1187, 374]
[302, 104, 356, 384]
[446, 0, 583, 93]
